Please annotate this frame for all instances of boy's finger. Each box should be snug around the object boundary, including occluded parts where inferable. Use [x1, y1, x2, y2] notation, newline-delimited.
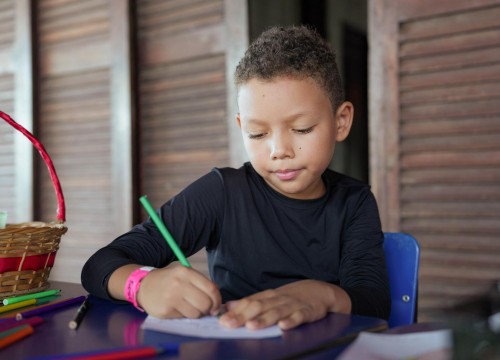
[182, 289, 216, 317]
[250, 300, 312, 330]
[184, 268, 222, 313]
[176, 299, 207, 319]
[226, 290, 282, 314]
[219, 297, 261, 328]
[245, 305, 292, 330]
[223, 300, 238, 312]
[220, 296, 290, 328]
[277, 310, 309, 330]
[201, 281, 222, 314]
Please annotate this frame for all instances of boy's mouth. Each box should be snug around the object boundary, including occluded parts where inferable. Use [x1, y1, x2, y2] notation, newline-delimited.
[274, 169, 301, 181]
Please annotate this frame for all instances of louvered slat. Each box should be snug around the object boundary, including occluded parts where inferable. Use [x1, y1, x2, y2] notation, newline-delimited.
[398, 4, 500, 316]
[0, 0, 17, 223]
[0, 0, 14, 47]
[0, 74, 15, 221]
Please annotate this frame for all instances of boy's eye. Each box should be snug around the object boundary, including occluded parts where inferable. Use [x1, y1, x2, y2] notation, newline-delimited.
[248, 133, 265, 139]
[294, 126, 314, 134]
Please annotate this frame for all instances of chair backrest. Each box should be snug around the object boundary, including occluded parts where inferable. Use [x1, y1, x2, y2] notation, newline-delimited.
[383, 232, 420, 328]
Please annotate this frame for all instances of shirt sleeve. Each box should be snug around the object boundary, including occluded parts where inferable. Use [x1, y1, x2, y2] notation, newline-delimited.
[81, 170, 225, 301]
[339, 189, 391, 319]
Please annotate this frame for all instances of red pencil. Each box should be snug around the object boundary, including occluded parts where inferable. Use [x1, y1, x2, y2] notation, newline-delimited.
[0, 324, 34, 349]
[31, 343, 179, 360]
[0, 316, 44, 332]
[67, 347, 159, 360]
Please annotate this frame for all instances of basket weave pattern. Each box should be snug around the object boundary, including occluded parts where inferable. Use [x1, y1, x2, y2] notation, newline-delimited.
[0, 111, 67, 299]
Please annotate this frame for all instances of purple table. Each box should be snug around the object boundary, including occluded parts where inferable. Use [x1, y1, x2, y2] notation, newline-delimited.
[1, 281, 387, 359]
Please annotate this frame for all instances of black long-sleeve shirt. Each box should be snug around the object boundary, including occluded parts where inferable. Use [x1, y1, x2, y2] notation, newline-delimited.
[81, 162, 390, 319]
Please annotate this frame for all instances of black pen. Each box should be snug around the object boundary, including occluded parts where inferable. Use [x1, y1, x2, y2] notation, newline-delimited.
[68, 296, 90, 330]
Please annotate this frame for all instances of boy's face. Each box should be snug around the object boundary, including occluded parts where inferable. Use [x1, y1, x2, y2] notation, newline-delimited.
[237, 77, 353, 200]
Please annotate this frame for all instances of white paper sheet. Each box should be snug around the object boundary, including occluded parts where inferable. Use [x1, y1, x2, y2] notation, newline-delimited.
[337, 329, 452, 360]
[142, 315, 283, 339]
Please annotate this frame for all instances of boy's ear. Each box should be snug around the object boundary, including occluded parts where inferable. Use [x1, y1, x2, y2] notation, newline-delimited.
[236, 113, 242, 129]
[335, 101, 354, 142]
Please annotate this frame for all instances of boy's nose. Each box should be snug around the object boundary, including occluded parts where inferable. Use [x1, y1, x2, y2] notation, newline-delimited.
[270, 135, 294, 160]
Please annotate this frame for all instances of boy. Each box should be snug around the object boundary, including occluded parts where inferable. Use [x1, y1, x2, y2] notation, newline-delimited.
[81, 25, 390, 331]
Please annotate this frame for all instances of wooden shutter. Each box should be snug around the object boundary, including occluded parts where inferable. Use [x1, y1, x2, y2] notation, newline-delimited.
[370, 0, 500, 320]
[0, 71, 15, 220]
[35, 0, 115, 282]
[0, 0, 15, 217]
[136, 0, 233, 275]
[0, 0, 34, 223]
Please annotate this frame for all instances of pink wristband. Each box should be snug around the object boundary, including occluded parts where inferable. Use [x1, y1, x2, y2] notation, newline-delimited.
[124, 266, 155, 312]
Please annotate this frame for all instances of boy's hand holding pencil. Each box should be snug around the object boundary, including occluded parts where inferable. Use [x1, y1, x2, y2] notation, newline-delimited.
[107, 196, 223, 319]
[136, 265, 222, 319]
[138, 196, 222, 318]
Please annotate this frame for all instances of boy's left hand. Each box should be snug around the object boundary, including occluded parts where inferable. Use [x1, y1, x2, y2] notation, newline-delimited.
[218, 280, 350, 330]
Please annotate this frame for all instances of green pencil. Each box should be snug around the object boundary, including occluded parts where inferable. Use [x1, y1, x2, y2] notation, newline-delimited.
[139, 195, 191, 268]
[3, 289, 61, 306]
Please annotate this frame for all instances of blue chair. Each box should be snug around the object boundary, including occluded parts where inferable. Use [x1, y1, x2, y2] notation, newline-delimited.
[384, 232, 420, 328]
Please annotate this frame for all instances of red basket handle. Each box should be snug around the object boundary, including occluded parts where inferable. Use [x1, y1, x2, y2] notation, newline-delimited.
[0, 111, 65, 222]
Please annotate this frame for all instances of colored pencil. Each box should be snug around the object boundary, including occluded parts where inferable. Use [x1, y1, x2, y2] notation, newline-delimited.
[0, 295, 60, 318]
[68, 296, 89, 330]
[3, 289, 61, 305]
[0, 324, 34, 349]
[16, 295, 86, 320]
[0, 323, 30, 339]
[0, 299, 37, 314]
[28, 343, 179, 360]
[0, 316, 44, 332]
[139, 195, 191, 267]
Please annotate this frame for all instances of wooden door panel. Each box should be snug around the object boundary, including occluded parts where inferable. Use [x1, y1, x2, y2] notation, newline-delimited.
[370, 0, 500, 319]
[137, 0, 229, 275]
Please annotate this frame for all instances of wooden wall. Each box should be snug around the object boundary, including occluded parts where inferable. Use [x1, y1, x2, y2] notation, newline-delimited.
[136, 0, 230, 274]
[1, 0, 35, 223]
[1, 0, 247, 283]
[0, 0, 15, 220]
[0, 75, 15, 221]
[370, 0, 500, 320]
[35, 0, 116, 281]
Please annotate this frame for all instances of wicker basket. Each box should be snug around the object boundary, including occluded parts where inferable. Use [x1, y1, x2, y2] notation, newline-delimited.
[0, 111, 67, 299]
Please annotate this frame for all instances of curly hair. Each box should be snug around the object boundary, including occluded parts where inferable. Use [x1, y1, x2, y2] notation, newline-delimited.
[234, 25, 344, 111]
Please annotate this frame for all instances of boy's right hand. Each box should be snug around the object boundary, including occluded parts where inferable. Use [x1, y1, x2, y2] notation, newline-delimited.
[136, 265, 222, 319]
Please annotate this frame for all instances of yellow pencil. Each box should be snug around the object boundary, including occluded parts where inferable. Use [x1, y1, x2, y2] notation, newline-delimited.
[0, 299, 36, 314]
